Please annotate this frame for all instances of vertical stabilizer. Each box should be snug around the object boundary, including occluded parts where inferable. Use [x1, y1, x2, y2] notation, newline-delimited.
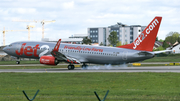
[118, 16, 162, 51]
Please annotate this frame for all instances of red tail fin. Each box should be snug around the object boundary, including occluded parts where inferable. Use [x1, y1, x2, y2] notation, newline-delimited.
[53, 39, 61, 52]
[117, 16, 162, 51]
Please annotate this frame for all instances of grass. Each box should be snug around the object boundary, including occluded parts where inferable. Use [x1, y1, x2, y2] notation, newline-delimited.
[0, 65, 69, 69]
[0, 72, 180, 101]
[0, 60, 40, 65]
[143, 54, 180, 62]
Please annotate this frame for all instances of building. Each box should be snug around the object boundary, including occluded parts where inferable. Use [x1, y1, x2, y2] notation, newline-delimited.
[166, 41, 180, 54]
[42, 34, 87, 44]
[154, 41, 163, 49]
[88, 22, 146, 46]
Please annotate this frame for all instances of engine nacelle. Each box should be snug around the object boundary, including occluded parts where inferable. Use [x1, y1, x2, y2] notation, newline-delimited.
[40, 56, 59, 65]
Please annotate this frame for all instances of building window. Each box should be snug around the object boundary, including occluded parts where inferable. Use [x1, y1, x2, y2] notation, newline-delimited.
[96, 35, 98, 37]
[117, 30, 119, 32]
[96, 30, 98, 33]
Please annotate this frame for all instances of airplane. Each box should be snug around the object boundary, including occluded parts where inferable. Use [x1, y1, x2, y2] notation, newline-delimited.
[3, 16, 169, 70]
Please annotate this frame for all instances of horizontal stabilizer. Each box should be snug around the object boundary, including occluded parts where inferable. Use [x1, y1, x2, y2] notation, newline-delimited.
[153, 50, 172, 54]
[138, 51, 154, 55]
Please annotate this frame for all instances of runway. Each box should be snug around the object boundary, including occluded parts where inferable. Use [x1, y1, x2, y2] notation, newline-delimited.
[0, 66, 180, 73]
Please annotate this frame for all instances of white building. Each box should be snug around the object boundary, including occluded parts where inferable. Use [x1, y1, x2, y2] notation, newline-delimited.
[88, 22, 146, 46]
[42, 34, 87, 44]
[170, 44, 180, 54]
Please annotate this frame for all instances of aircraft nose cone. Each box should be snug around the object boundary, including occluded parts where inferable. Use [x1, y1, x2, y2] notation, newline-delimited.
[3, 46, 8, 53]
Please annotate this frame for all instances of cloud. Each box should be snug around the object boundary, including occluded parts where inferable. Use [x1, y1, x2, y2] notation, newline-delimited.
[62, 1, 74, 9]
[11, 8, 37, 14]
[0, 0, 180, 45]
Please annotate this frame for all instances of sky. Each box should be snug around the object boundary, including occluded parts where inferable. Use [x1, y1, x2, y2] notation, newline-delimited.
[0, 0, 180, 45]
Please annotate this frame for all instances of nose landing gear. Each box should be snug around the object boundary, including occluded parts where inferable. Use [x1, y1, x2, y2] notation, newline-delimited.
[16, 57, 20, 64]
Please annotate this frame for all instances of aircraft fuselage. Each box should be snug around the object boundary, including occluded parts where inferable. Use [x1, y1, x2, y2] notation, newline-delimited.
[3, 41, 154, 65]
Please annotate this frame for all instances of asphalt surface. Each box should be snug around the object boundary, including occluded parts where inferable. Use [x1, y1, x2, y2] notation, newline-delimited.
[0, 66, 180, 73]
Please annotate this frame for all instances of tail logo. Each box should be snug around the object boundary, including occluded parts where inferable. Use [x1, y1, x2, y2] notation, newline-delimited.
[133, 18, 159, 49]
[146, 19, 159, 34]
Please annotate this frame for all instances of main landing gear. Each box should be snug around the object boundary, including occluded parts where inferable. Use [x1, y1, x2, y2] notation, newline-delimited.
[81, 63, 88, 69]
[67, 63, 88, 70]
[67, 64, 75, 70]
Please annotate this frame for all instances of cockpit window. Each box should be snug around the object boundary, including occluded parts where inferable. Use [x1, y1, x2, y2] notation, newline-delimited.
[9, 44, 12, 47]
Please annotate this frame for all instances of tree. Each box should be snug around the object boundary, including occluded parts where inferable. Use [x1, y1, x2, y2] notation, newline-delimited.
[100, 42, 103, 46]
[164, 32, 180, 44]
[125, 41, 128, 45]
[116, 41, 122, 47]
[153, 46, 165, 51]
[162, 40, 170, 49]
[159, 39, 164, 42]
[82, 37, 91, 45]
[156, 37, 158, 41]
[107, 31, 118, 47]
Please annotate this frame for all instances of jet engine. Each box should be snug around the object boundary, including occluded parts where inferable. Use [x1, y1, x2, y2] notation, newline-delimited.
[39, 56, 59, 65]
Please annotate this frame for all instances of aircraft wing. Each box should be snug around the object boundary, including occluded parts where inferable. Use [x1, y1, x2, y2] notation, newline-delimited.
[51, 39, 81, 64]
[153, 50, 172, 54]
[51, 50, 66, 61]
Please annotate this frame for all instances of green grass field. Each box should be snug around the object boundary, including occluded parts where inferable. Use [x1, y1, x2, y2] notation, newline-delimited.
[0, 54, 180, 100]
[0, 60, 40, 65]
[0, 72, 180, 101]
[143, 54, 180, 62]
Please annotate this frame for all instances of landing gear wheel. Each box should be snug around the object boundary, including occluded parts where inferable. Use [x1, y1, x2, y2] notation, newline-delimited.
[67, 65, 75, 70]
[71, 65, 74, 70]
[81, 65, 88, 69]
[16, 61, 20, 64]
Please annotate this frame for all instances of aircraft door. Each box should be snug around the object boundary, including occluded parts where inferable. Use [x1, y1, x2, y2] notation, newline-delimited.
[15, 43, 21, 51]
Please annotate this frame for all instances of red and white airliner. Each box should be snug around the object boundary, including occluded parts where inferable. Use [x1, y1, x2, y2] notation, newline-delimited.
[3, 16, 170, 70]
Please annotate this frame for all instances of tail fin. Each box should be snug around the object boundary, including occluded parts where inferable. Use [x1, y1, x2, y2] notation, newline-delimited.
[117, 16, 162, 51]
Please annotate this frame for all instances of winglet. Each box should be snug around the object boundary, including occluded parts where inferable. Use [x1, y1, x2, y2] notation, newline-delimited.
[117, 16, 162, 51]
[53, 39, 61, 52]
